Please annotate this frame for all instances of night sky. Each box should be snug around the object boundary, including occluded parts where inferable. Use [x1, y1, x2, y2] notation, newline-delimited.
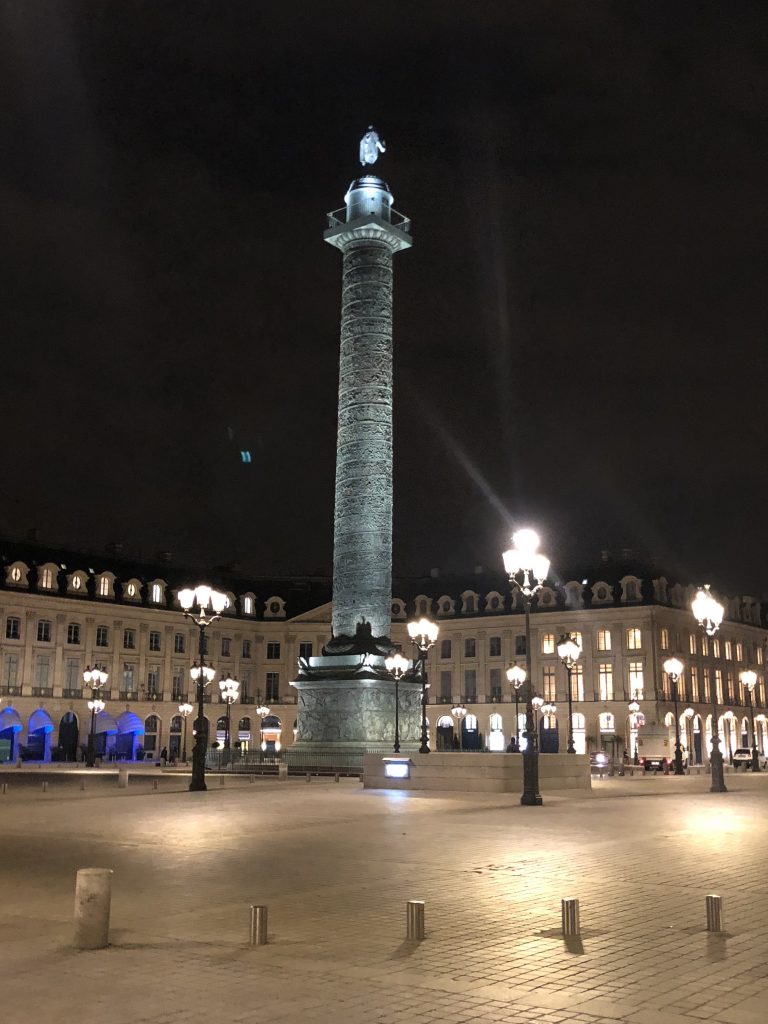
[1, 2, 765, 593]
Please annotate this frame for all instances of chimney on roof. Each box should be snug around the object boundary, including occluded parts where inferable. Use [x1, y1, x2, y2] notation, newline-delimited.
[430, 567, 440, 578]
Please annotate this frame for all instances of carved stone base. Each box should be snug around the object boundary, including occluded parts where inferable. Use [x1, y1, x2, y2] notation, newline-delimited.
[290, 654, 422, 752]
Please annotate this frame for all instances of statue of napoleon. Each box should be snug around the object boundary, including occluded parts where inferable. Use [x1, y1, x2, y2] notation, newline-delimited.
[359, 126, 386, 167]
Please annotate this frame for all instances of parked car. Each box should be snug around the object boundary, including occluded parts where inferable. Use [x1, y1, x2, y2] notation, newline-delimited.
[732, 748, 767, 770]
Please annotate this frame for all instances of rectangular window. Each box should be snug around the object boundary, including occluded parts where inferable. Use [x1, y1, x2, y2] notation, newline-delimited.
[244, 639, 255, 659]
[265, 672, 280, 702]
[464, 669, 477, 699]
[541, 633, 555, 655]
[464, 638, 476, 659]
[298, 641, 312, 661]
[724, 640, 732, 660]
[123, 628, 136, 650]
[3, 655, 18, 687]
[267, 642, 281, 660]
[221, 637, 231, 657]
[735, 642, 743, 662]
[570, 664, 584, 702]
[489, 667, 502, 701]
[712, 638, 720, 659]
[65, 658, 80, 689]
[172, 669, 185, 700]
[757, 645, 764, 666]
[598, 663, 614, 701]
[726, 670, 735, 704]
[242, 596, 254, 615]
[240, 671, 251, 702]
[701, 636, 709, 657]
[659, 628, 669, 651]
[96, 625, 109, 647]
[626, 628, 642, 650]
[67, 622, 81, 645]
[689, 633, 697, 655]
[702, 667, 711, 703]
[440, 639, 452, 659]
[123, 663, 135, 690]
[37, 620, 52, 642]
[689, 666, 699, 702]
[5, 617, 20, 640]
[174, 633, 186, 654]
[439, 671, 452, 701]
[597, 629, 611, 652]
[542, 665, 556, 701]
[628, 661, 644, 700]
[488, 636, 501, 658]
[35, 656, 50, 688]
[715, 669, 723, 703]
[147, 668, 159, 695]
[514, 635, 526, 657]
[148, 630, 161, 652]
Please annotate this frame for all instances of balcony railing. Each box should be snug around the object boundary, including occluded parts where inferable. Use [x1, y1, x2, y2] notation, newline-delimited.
[31, 687, 53, 698]
[119, 690, 139, 701]
[0, 685, 22, 696]
[63, 688, 82, 699]
[326, 206, 411, 235]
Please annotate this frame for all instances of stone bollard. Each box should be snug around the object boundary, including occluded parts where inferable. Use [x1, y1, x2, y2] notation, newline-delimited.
[118, 768, 129, 789]
[219, 776, 225, 787]
[1, 782, 7, 794]
[334, 772, 340, 783]
[278, 764, 288, 781]
[152, 779, 158, 791]
[73, 868, 113, 949]
[306, 773, 311, 783]
[406, 900, 426, 940]
[706, 894, 724, 932]
[561, 898, 580, 936]
[80, 779, 86, 791]
[42, 781, 48, 793]
[249, 905, 268, 946]
[249, 774, 256, 784]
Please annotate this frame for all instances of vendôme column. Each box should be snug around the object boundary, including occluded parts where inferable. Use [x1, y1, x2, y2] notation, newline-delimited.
[291, 129, 421, 754]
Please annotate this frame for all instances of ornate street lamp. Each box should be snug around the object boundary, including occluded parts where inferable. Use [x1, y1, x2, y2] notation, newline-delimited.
[502, 528, 550, 806]
[451, 703, 467, 750]
[691, 585, 726, 793]
[557, 633, 582, 754]
[407, 618, 439, 754]
[740, 669, 760, 772]
[178, 702, 194, 764]
[663, 656, 685, 775]
[628, 699, 643, 764]
[178, 584, 228, 792]
[506, 663, 526, 750]
[384, 652, 410, 754]
[83, 665, 108, 768]
[218, 673, 240, 766]
[255, 699, 271, 756]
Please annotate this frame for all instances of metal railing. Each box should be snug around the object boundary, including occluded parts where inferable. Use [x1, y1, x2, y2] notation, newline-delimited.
[326, 206, 412, 234]
[31, 687, 53, 697]
[62, 688, 82, 699]
[0, 686, 22, 696]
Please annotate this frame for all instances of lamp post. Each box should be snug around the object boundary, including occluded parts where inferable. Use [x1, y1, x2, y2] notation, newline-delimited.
[407, 618, 439, 754]
[557, 634, 582, 754]
[384, 652, 409, 754]
[740, 669, 760, 772]
[691, 585, 726, 793]
[218, 673, 240, 766]
[178, 585, 229, 792]
[451, 703, 467, 750]
[178, 702, 193, 764]
[256, 699, 271, 757]
[663, 656, 685, 775]
[503, 529, 550, 805]
[628, 699, 643, 764]
[83, 665, 108, 768]
[506, 663, 526, 750]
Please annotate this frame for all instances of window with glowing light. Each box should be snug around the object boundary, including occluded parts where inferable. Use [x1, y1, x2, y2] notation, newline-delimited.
[659, 628, 669, 651]
[542, 665, 556, 701]
[690, 666, 699, 701]
[39, 568, 53, 589]
[735, 642, 743, 662]
[724, 640, 732, 660]
[715, 669, 723, 703]
[712, 638, 720, 659]
[151, 583, 163, 604]
[628, 661, 644, 700]
[626, 628, 642, 650]
[541, 633, 555, 654]
[598, 663, 614, 701]
[757, 645, 764, 666]
[242, 595, 254, 616]
[99, 576, 110, 597]
[597, 629, 611, 652]
[689, 633, 697, 655]
[570, 664, 584, 702]
[599, 711, 615, 733]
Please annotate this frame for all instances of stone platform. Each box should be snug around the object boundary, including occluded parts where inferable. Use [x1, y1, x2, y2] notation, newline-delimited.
[363, 751, 591, 792]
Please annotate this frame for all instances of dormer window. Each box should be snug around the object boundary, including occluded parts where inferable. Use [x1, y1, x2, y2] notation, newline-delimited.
[72, 576, 82, 591]
[99, 577, 109, 597]
[151, 583, 163, 604]
[242, 595, 254, 616]
[39, 568, 53, 589]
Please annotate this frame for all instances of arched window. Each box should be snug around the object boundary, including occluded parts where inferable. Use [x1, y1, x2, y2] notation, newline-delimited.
[170, 716, 182, 732]
[599, 712, 615, 733]
[144, 715, 159, 753]
[238, 716, 251, 731]
[216, 716, 228, 731]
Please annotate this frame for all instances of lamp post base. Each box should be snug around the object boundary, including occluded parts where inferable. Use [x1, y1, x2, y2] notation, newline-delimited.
[751, 747, 761, 772]
[674, 743, 685, 776]
[710, 749, 727, 793]
[520, 750, 543, 806]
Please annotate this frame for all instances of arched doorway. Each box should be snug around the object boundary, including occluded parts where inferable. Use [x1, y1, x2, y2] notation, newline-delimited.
[237, 716, 252, 754]
[598, 712, 619, 761]
[571, 713, 586, 754]
[488, 713, 505, 752]
[540, 712, 559, 753]
[169, 715, 182, 760]
[115, 711, 144, 760]
[691, 713, 703, 765]
[27, 708, 54, 761]
[0, 707, 23, 762]
[215, 715, 228, 750]
[93, 711, 118, 759]
[58, 711, 79, 761]
[436, 715, 454, 751]
[260, 714, 282, 756]
[462, 713, 482, 751]
[740, 716, 750, 748]
[144, 715, 160, 756]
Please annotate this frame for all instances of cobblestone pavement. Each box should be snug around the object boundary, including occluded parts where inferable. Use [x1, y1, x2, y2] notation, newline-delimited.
[1, 770, 767, 1024]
